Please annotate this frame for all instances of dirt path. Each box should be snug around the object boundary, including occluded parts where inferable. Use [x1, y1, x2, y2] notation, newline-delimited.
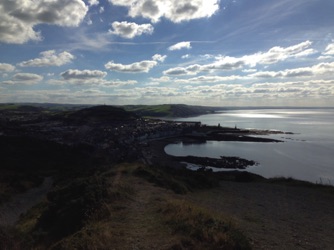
[188, 181, 334, 249]
[103, 170, 180, 250]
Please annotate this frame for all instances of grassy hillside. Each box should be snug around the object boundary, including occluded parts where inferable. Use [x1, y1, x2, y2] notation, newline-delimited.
[0, 103, 91, 111]
[2, 163, 250, 249]
[66, 105, 138, 123]
[0, 103, 221, 118]
[124, 104, 221, 117]
[124, 104, 173, 117]
[1, 146, 334, 249]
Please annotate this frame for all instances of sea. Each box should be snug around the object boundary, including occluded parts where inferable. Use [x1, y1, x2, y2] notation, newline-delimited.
[165, 108, 334, 184]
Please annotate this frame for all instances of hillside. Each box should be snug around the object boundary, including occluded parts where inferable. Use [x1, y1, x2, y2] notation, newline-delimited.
[2, 160, 334, 249]
[124, 104, 222, 117]
[66, 105, 138, 123]
[0, 103, 222, 118]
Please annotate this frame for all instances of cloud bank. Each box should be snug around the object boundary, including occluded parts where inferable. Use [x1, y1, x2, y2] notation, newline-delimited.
[0, 0, 88, 44]
[109, 0, 220, 23]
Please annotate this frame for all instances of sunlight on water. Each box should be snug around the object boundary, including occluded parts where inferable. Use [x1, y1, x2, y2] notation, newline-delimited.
[226, 113, 283, 119]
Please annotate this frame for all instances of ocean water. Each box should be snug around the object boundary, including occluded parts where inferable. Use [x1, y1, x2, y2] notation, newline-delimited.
[165, 108, 334, 184]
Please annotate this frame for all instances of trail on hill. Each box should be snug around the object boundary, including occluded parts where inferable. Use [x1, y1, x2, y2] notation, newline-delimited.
[99, 171, 180, 250]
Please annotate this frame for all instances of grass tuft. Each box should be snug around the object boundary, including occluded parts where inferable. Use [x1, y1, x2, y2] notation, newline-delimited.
[161, 200, 251, 250]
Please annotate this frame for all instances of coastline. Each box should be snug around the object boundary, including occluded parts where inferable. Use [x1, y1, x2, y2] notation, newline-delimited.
[142, 128, 284, 170]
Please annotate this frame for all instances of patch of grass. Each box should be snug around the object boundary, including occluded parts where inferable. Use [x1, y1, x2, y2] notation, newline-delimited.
[15, 163, 138, 248]
[134, 164, 220, 194]
[124, 104, 173, 117]
[268, 177, 334, 192]
[134, 165, 189, 194]
[22, 175, 109, 246]
[0, 104, 20, 110]
[160, 200, 251, 250]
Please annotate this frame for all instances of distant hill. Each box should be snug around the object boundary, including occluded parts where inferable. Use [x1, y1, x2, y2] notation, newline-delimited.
[124, 104, 222, 118]
[0, 103, 223, 119]
[0, 103, 92, 112]
[67, 105, 137, 123]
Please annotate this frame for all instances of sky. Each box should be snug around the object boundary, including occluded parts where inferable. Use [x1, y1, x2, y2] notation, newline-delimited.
[1, 0, 334, 107]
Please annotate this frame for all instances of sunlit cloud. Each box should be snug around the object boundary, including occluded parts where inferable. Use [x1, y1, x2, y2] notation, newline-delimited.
[105, 54, 165, 73]
[168, 41, 192, 51]
[18, 50, 75, 67]
[0, 63, 15, 72]
[1, 73, 43, 85]
[109, 0, 220, 23]
[0, 0, 88, 44]
[109, 21, 154, 39]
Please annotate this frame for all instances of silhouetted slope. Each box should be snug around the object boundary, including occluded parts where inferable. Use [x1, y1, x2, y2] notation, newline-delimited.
[67, 105, 137, 123]
[124, 104, 221, 117]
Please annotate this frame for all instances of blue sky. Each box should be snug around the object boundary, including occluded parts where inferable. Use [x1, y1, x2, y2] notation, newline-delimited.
[1, 0, 334, 106]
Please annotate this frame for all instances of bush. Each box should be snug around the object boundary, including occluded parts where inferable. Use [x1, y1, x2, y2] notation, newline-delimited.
[34, 176, 108, 242]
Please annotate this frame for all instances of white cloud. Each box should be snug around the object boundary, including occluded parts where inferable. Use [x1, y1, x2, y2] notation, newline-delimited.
[318, 55, 333, 61]
[250, 62, 334, 79]
[168, 41, 192, 51]
[152, 54, 167, 62]
[164, 57, 244, 75]
[105, 55, 164, 73]
[18, 50, 75, 67]
[105, 60, 157, 73]
[0, 0, 88, 44]
[1, 73, 43, 85]
[242, 69, 257, 73]
[163, 64, 202, 76]
[88, 0, 99, 6]
[49, 69, 137, 86]
[182, 54, 190, 59]
[109, 0, 220, 23]
[0, 63, 15, 72]
[103, 79, 138, 87]
[99, 6, 105, 13]
[163, 67, 191, 76]
[109, 21, 154, 39]
[323, 42, 334, 55]
[203, 56, 245, 71]
[175, 75, 247, 84]
[164, 41, 317, 76]
[149, 76, 171, 83]
[61, 69, 107, 80]
[242, 40, 314, 66]
[86, 17, 93, 25]
[13, 73, 42, 82]
[177, 79, 334, 105]
[294, 49, 317, 58]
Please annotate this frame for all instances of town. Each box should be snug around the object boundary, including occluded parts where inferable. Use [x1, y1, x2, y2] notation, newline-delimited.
[0, 105, 202, 163]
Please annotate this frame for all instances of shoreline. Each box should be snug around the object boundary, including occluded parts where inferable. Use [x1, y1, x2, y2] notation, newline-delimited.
[143, 128, 284, 170]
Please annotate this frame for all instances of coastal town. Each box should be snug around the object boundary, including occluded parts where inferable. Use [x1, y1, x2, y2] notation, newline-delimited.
[0, 105, 284, 169]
